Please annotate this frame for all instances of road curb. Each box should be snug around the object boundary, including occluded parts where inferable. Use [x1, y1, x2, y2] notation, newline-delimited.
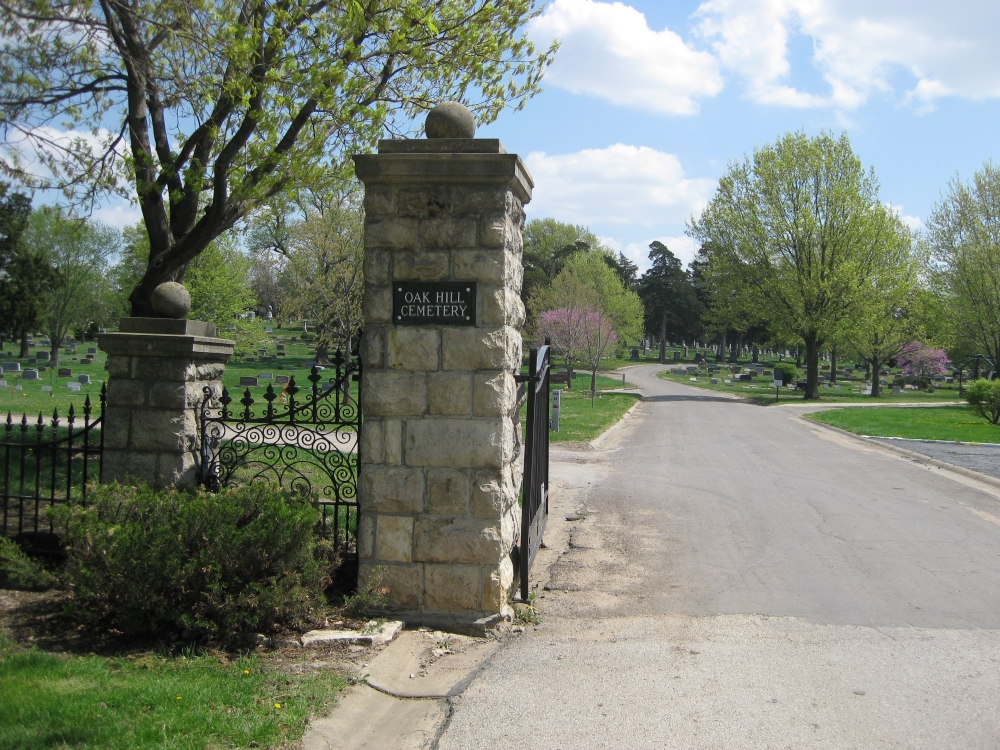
[801, 416, 1000, 493]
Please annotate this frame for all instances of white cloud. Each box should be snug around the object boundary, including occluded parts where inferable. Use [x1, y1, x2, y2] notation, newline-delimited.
[524, 144, 714, 228]
[3, 125, 127, 183]
[885, 203, 923, 232]
[695, 0, 1000, 109]
[92, 203, 142, 229]
[528, 0, 722, 115]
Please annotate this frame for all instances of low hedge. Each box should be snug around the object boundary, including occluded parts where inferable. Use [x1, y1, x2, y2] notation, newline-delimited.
[54, 483, 335, 642]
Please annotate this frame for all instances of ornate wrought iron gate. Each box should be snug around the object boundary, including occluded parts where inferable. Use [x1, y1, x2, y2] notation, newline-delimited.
[1, 388, 106, 546]
[516, 343, 551, 601]
[199, 354, 361, 554]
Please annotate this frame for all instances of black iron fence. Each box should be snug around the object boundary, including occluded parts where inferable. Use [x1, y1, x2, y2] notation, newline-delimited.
[0, 387, 106, 546]
[199, 353, 362, 555]
[515, 343, 551, 601]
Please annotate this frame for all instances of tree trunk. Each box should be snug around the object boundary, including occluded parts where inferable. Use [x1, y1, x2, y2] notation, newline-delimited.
[50, 343, 58, 367]
[870, 357, 881, 397]
[752, 344, 759, 363]
[804, 335, 821, 400]
[315, 345, 330, 365]
[717, 330, 726, 362]
[830, 346, 837, 384]
[18, 330, 29, 358]
[659, 310, 666, 363]
[795, 347, 802, 367]
[590, 367, 597, 395]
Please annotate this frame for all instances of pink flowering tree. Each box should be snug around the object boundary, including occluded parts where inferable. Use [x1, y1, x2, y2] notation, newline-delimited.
[537, 306, 590, 388]
[580, 308, 618, 396]
[897, 341, 950, 387]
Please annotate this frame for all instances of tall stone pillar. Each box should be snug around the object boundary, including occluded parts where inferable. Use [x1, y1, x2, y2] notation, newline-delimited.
[353, 103, 531, 632]
[98, 290, 234, 488]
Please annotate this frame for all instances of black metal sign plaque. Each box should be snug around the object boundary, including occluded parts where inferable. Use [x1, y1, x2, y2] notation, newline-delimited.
[393, 282, 477, 326]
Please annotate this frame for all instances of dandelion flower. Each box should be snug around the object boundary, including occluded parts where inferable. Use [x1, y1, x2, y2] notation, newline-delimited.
[243, 670, 250, 674]
[274, 703, 282, 709]
[176, 696, 182, 701]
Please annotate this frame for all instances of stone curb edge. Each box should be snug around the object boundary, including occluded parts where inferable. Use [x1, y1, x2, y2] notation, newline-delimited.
[799, 415, 1000, 493]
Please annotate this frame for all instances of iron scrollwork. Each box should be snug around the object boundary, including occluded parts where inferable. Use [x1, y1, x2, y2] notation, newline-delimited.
[199, 352, 361, 552]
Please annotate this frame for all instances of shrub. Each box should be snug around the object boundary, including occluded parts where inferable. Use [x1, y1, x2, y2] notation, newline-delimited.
[0, 537, 56, 590]
[965, 378, 1000, 425]
[54, 483, 335, 642]
[773, 362, 797, 385]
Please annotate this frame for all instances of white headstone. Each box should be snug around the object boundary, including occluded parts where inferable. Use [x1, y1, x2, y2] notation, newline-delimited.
[67, 382, 81, 391]
[41, 385, 52, 392]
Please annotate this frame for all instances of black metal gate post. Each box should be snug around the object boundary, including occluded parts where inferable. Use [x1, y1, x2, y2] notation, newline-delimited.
[517, 343, 551, 602]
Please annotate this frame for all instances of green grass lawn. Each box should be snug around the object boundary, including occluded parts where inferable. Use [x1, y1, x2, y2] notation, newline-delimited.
[656, 369, 962, 405]
[807, 405, 1000, 443]
[550, 387, 640, 443]
[0, 631, 345, 749]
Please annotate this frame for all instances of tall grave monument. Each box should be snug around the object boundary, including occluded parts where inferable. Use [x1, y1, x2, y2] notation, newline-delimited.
[354, 102, 532, 631]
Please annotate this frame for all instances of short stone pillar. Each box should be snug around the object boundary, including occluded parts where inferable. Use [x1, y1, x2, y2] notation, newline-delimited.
[353, 103, 531, 632]
[98, 317, 234, 488]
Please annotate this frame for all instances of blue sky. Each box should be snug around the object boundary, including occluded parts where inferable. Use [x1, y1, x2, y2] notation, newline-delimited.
[40, 0, 1000, 274]
[475, 0, 1000, 271]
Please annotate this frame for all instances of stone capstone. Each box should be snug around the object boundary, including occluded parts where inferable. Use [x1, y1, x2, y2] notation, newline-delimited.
[150, 281, 192, 319]
[424, 101, 476, 139]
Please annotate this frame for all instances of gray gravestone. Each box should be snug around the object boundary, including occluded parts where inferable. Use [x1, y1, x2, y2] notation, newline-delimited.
[22, 370, 39, 380]
[275, 375, 290, 384]
[67, 382, 81, 391]
[77, 374, 91, 385]
[240, 376, 258, 387]
[41, 385, 52, 392]
[2, 362, 20, 372]
[258, 372, 273, 380]
[58, 368, 72, 378]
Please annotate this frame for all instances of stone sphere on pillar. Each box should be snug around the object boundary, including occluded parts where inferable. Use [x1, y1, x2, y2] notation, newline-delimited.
[425, 101, 476, 139]
[150, 281, 192, 319]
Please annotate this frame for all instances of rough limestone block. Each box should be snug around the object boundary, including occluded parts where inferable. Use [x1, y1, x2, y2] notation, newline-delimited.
[106, 355, 131, 378]
[405, 418, 511, 469]
[414, 517, 504, 564]
[387, 328, 439, 371]
[360, 563, 420, 611]
[426, 469, 469, 515]
[482, 557, 514, 612]
[424, 564, 481, 611]
[398, 187, 453, 218]
[427, 372, 472, 415]
[130, 409, 196, 452]
[363, 286, 392, 324]
[363, 249, 392, 285]
[301, 621, 403, 647]
[361, 327, 385, 369]
[100, 408, 131, 450]
[441, 327, 519, 371]
[134, 356, 195, 382]
[383, 419, 402, 466]
[366, 217, 419, 249]
[453, 187, 507, 214]
[480, 286, 525, 328]
[394, 251, 449, 281]
[363, 371, 427, 417]
[357, 514, 375, 558]
[375, 515, 414, 562]
[360, 466, 424, 513]
[363, 186, 397, 215]
[453, 249, 519, 288]
[420, 218, 477, 249]
[107, 378, 145, 407]
[470, 470, 518, 517]
[478, 213, 511, 248]
[472, 372, 517, 418]
[147, 381, 188, 409]
[359, 418, 384, 465]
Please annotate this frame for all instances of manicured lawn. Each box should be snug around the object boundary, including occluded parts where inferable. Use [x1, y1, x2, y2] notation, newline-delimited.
[0, 631, 345, 749]
[807, 405, 1000, 443]
[551, 389, 641, 443]
[656, 369, 962, 405]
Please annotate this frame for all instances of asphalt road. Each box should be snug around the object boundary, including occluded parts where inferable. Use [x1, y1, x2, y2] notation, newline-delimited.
[437, 366, 1000, 749]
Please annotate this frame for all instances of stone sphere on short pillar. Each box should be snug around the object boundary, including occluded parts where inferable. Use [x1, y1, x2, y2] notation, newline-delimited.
[425, 101, 476, 139]
[150, 281, 191, 319]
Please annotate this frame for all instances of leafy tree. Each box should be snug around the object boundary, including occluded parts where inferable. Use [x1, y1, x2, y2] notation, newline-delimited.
[556, 252, 643, 344]
[23, 209, 118, 365]
[0, 184, 48, 355]
[638, 241, 702, 362]
[925, 162, 1000, 370]
[603, 251, 639, 291]
[578, 308, 618, 395]
[965, 378, 1000, 424]
[843, 227, 919, 396]
[897, 341, 950, 387]
[279, 192, 364, 363]
[534, 276, 599, 384]
[0, 0, 554, 315]
[521, 218, 600, 315]
[689, 132, 910, 399]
